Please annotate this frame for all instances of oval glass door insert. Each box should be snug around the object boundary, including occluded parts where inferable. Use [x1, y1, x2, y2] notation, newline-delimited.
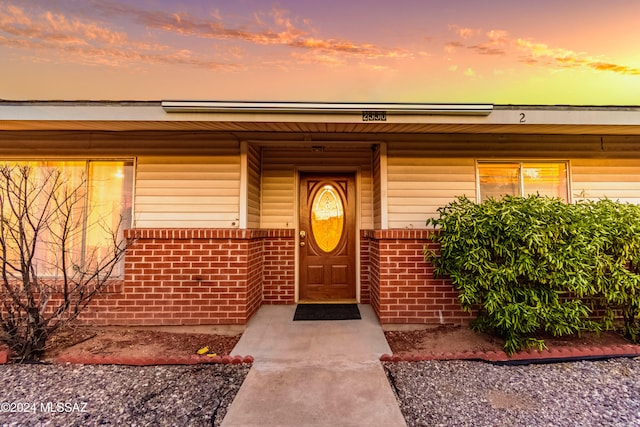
[311, 184, 344, 253]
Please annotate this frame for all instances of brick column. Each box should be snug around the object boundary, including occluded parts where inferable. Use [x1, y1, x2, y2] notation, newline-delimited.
[359, 231, 372, 304]
[262, 232, 296, 304]
[364, 229, 473, 325]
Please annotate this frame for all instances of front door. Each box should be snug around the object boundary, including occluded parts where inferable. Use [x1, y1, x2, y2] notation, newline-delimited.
[299, 173, 356, 301]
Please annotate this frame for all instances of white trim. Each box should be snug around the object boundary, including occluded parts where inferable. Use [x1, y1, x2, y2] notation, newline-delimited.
[4, 102, 640, 134]
[131, 156, 138, 228]
[239, 140, 248, 229]
[378, 142, 389, 230]
[162, 101, 494, 116]
[474, 159, 481, 202]
[566, 161, 574, 204]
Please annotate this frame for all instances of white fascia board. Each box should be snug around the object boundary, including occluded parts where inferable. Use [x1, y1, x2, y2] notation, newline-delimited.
[0, 103, 164, 122]
[2, 102, 639, 129]
[161, 101, 494, 116]
[489, 107, 640, 126]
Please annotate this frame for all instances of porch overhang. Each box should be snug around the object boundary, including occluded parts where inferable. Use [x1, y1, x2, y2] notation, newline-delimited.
[0, 101, 639, 136]
[161, 101, 494, 115]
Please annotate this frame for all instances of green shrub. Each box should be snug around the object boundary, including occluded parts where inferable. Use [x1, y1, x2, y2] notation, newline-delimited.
[585, 199, 640, 341]
[425, 195, 640, 354]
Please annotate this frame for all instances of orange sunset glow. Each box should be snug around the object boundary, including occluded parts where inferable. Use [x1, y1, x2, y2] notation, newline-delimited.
[1, 0, 639, 104]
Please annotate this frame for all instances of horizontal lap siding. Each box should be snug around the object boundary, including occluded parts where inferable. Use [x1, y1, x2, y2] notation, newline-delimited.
[387, 142, 640, 229]
[387, 149, 476, 228]
[261, 147, 374, 229]
[135, 150, 241, 228]
[572, 159, 640, 204]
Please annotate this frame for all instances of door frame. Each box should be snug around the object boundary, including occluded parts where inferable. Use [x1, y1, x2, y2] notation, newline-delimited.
[294, 166, 361, 303]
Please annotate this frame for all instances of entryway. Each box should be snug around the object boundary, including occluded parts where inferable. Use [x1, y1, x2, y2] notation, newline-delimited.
[298, 172, 357, 302]
[222, 305, 407, 426]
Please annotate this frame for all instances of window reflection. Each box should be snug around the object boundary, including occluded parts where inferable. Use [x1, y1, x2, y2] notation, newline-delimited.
[311, 185, 344, 253]
[478, 161, 568, 202]
[0, 160, 133, 277]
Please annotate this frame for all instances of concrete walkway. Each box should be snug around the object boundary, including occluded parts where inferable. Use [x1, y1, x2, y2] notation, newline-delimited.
[221, 304, 407, 427]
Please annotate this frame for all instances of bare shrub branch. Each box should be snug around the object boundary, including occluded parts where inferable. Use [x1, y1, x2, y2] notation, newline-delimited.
[0, 164, 129, 361]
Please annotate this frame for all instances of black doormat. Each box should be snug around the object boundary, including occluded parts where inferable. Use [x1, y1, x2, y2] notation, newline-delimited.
[293, 304, 361, 321]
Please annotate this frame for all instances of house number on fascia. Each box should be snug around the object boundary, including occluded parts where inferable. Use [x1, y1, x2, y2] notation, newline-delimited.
[362, 111, 387, 121]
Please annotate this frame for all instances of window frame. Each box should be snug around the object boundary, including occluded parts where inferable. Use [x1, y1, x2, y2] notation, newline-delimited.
[475, 160, 571, 203]
[0, 158, 136, 278]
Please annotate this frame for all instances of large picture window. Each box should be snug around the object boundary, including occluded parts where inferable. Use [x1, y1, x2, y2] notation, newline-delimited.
[1, 160, 133, 277]
[477, 161, 569, 202]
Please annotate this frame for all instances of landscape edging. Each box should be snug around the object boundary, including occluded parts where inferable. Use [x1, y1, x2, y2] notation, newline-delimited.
[380, 344, 640, 364]
[52, 354, 254, 366]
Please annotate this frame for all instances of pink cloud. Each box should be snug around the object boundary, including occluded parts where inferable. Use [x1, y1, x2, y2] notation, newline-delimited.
[447, 24, 640, 76]
[0, 2, 244, 69]
[516, 38, 640, 75]
[0, 1, 409, 71]
[91, 2, 408, 60]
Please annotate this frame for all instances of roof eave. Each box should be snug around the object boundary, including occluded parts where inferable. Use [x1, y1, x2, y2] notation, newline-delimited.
[161, 101, 494, 116]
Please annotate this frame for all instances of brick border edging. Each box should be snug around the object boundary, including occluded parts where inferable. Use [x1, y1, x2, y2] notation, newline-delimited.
[0, 347, 254, 366]
[4, 345, 640, 365]
[50, 354, 254, 366]
[381, 344, 640, 363]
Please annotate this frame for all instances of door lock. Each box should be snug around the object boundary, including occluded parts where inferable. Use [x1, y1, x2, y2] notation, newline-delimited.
[299, 230, 306, 239]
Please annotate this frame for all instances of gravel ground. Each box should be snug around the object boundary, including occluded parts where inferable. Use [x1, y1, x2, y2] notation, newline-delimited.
[0, 363, 250, 427]
[384, 357, 640, 427]
[3, 358, 639, 427]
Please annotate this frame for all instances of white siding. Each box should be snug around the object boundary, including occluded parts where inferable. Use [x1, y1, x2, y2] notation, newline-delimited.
[387, 142, 640, 228]
[572, 159, 640, 204]
[135, 150, 241, 228]
[261, 147, 373, 229]
[386, 148, 476, 228]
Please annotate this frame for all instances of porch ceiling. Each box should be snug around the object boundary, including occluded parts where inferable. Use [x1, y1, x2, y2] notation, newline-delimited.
[1, 101, 640, 136]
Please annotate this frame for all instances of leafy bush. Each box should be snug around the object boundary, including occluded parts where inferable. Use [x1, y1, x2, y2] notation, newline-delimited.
[425, 195, 640, 354]
[585, 200, 640, 341]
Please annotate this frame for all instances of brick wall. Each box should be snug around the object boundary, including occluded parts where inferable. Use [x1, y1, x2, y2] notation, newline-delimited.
[246, 238, 264, 319]
[78, 226, 472, 326]
[363, 229, 473, 325]
[262, 234, 296, 303]
[81, 229, 294, 326]
[359, 231, 371, 304]
[362, 230, 383, 322]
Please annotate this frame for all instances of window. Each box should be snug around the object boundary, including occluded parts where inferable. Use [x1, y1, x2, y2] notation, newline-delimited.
[0, 160, 133, 277]
[477, 161, 569, 202]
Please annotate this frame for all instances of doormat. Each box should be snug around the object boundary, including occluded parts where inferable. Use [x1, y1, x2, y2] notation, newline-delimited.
[293, 304, 361, 321]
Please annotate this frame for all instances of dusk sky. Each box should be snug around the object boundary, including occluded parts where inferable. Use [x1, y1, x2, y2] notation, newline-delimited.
[1, 0, 639, 104]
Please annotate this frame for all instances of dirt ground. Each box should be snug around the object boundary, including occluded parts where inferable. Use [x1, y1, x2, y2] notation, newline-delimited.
[42, 322, 633, 361]
[43, 326, 243, 361]
[383, 324, 633, 356]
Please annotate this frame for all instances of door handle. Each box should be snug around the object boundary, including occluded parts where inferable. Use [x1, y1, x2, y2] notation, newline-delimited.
[299, 230, 306, 239]
[300, 241, 306, 247]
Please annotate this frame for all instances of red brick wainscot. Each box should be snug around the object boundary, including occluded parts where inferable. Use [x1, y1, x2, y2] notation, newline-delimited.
[362, 229, 473, 325]
[82, 229, 295, 326]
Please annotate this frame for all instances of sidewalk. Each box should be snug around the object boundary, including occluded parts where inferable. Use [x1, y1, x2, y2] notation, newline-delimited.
[221, 304, 407, 427]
